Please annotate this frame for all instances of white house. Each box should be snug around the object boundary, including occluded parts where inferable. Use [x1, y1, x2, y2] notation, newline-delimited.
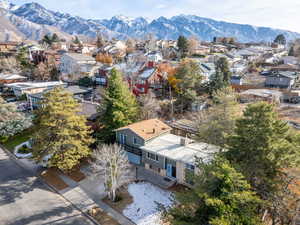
[281, 56, 299, 65]
[5, 81, 65, 97]
[145, 51, 163, 63]
[60, 53, 97, 80]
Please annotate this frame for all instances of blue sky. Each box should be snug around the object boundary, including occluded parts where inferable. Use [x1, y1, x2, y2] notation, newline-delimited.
[11, 0, 300, 32]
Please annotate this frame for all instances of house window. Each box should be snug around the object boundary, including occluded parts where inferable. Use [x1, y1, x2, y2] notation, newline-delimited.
[147, 152, 159, 161]
[185, 163, 195, 185]
[133, 137, 138, 145]
[119, 134, 127, 145]
[185, 164, 195, 171]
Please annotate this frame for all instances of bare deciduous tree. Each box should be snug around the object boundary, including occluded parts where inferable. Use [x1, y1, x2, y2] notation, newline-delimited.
[138, 91, 161, 120]
[90, 144, 133, 202]
[0, 57, 21, 73]
[188, 36, 200, 55]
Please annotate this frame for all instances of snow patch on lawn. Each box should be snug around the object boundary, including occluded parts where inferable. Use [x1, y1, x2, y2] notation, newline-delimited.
[123, 182, 173, 225]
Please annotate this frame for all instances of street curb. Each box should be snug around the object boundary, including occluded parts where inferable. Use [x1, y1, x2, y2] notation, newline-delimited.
[0, 144, 100, 225]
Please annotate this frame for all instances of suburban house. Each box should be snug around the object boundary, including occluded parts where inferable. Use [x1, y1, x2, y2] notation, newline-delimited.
[115, 119, 219, 186]
[0, 41, 19, 55]
[198, 63, 216, 82]
[281, 56, 299, 65]
[5, 81, 65, 97]
[0, 73, 27, 84]
[132, 65, 166, 96]
[27, 85, 92, 110]
[240, 89, 283, 103]
[145, 51, 163, 63]
[167, 119, 198, 138]
[265, 71, 299, 89]
[230, 76, 244, 85]
[101, 41, 127, 58]
[60, 53, 97, 81]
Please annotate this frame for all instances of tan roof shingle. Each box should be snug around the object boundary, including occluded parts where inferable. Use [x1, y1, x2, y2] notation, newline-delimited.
[116, 119, 171, 141]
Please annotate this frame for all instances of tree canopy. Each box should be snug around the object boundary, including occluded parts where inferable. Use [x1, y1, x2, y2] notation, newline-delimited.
[196, 87, 240, 148]
[0, 97, 32, 140]
[97, 68, 139, 142]
[274, 34, 286, 45]
[226, 102, 300, 198]
[41, 33, 60, 46]
[168, 157, 262, 225]
[32, 87, 94, 171]
[177, 35, 189, 58]
[173, 59, 203, 112]
[209, 57, 232, 94]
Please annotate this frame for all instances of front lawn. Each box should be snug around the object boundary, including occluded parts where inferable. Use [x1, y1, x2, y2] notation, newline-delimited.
[2, 129, 33, 151]
[123, 182, 173, 225]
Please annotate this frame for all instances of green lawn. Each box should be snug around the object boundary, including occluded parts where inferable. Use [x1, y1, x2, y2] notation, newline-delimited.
[2, 130, 33, 152]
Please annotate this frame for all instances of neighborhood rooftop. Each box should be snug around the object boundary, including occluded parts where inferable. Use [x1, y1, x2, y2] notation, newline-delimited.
[64, 52, 95, 61]
[5, 81, 65, 90]
[0, 73, 27, 80]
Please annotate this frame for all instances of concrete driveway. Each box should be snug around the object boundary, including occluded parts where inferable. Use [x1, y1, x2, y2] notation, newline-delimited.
[0, 147, 94, 225]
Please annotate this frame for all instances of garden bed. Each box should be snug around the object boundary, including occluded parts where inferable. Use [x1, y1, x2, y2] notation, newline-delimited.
[65, 169, 86, 182]
[88, 207, 120, 225]
[14, 141, 32, 158]
[103, 186, 133, 213]
[41, 168, 69, 191]
[2, 129, 33, 151]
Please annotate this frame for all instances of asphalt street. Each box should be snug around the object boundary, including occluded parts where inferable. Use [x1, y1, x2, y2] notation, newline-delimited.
[0, 147, 94, 225]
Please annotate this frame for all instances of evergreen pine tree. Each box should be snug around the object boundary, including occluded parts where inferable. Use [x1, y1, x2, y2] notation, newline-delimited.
[209, 57, 232, 94]
[98, 68, 139, 142]
[196, 87, 240, 148]
[168, 157, 262, 225]
[32, 87, 94, 171]
[274, 34, 286, 45]
[177, 35, 189, 58]
[174, 59, 203, 112]
[226, 102, 300, 198]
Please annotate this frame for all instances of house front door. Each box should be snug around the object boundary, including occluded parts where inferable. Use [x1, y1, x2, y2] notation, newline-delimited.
[167, 164, 176, 178]
[167, 164, 172, 178]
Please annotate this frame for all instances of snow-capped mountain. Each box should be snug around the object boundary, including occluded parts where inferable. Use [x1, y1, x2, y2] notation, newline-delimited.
[0, 6, 73, 42]
[1, 0, 300, 42]
[0, 0, 17, 11]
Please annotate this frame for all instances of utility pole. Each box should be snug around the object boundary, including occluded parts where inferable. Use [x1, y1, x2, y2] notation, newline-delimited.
[169, 85, 174, 121]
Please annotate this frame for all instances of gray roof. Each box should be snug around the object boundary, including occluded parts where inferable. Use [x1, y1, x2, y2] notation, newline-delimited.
[65, 53, 95, 61]
[271, 71, 299, 79]
[28, 86, 91, 99]
[141, 134, 219, 164]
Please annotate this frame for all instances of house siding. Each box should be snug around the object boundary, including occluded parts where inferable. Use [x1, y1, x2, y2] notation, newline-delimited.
[265, 76, 294, 88]
[142, 151, 165, 169]
[116, 129, 145, 147]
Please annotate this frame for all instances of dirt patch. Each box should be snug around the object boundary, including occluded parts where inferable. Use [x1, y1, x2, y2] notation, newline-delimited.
[168, 184, 189, 193]
[41, 168, 68, 191]
[88, 207, 120, 225]
[65, 169, 86, 182]
[103, 187, 133, 213]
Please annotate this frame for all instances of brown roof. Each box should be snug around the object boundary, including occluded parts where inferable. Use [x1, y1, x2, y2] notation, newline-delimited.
[115, 119, 171, 141]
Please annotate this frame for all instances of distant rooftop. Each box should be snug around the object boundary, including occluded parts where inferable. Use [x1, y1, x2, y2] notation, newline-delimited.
[140, 68, 156, 80]
[5, 81, 65, 90]
[0, 73, 26, 80]
[64, 53, 95, 61]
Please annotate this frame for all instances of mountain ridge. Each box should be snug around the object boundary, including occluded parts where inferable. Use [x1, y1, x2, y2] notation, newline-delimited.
[1, 0, 300, 42]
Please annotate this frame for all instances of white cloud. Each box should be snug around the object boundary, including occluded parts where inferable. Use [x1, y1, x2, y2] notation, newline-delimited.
[156, 4, 167, 9]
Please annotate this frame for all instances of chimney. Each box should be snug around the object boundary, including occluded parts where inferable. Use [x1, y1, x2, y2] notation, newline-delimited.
[180, 137, 189, 146]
